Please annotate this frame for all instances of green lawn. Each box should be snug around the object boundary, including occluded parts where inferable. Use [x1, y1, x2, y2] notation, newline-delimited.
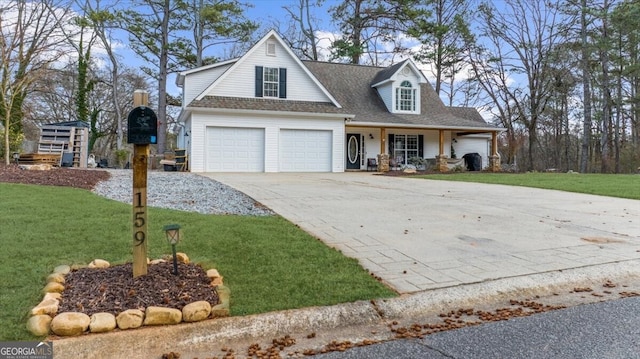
[0, 183, 396, 341]
[415, 172, 640, 200]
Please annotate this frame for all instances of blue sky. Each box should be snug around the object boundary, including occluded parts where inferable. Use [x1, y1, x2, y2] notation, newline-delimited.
[247, 0, 338, 32]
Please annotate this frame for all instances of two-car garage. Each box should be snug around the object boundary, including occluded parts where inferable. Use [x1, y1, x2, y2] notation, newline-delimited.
[204, 126, 335, 172]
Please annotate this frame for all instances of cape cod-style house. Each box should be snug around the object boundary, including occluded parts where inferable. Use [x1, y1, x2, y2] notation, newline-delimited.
[176, 30, 502, 173]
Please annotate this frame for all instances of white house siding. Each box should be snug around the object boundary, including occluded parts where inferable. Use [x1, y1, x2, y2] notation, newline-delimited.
[386, 129, 450, 159]
[423, 131, 444, 158]
[188, 111, 344, 173]
[454, 134, 491, 169]
[377, 82, 393, 112]
[205, 35, 332, 102]
[183, 64, 233, 106]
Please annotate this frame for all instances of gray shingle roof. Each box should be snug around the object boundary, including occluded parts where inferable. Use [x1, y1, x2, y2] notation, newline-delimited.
[186, 60, 498, 131]
[189, 96, 347, 115]
[304, 61, 496, 129]
[371, 59, 408, 85]
[448, 107, 491, 126]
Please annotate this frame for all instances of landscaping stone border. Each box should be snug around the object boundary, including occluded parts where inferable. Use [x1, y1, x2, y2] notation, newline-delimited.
[27, 253, 230, 337]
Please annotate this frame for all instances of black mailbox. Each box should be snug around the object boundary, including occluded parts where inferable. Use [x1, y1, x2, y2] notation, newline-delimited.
[127, 106, 158, 144]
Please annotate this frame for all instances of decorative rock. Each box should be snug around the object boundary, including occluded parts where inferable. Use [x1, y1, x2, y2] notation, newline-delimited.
[50, 312, 90, 336]
[47, 272, 65, 284]
[207, 268, 223, 286]
[143, 306, 182, 326]
[211, 285, 230, 317]
[206, 268, 220, 279]
[43, 282, 64, 294]
[53, 265, 70, 275]
[182, 301, 211, 322]
[210, 276, 224, 286]
[43, 292, 61, 301]
[88, 259, 110, 269]
[116, 309, 144, 330]
[176, 252, 189, 264]
[30, 298, 59, 316]
[90, 313, 117, 333]
[27, 315, 52, 336]
[149, 259, 166, 265]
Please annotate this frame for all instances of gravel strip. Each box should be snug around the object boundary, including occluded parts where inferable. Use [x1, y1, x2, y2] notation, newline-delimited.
[92, 170, 274, 216]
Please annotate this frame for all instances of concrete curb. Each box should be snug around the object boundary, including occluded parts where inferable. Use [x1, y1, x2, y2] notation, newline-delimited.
[52, 260, 640, 359]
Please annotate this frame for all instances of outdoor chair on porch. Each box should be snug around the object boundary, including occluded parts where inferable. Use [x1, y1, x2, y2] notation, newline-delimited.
[366, 158, 378, 171]
[389, 157, 399, 171]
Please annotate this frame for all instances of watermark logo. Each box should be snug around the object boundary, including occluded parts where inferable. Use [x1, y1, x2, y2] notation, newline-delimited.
[0, 342, 53, 359]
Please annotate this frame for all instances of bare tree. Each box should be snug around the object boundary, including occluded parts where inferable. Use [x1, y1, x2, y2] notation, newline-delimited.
[468, 0, 568, 171]
[578, 0, 593, 173]
[281, 0, 324, 61]
[82, 0, 126, 150]
[188, 0, 256, 67]
[0, 0, 72, 164]
[329, 0, 424, 65]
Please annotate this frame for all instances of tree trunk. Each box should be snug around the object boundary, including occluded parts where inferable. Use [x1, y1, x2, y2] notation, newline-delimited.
[156, 0, 170, 155]
[580, 0, 592, 173]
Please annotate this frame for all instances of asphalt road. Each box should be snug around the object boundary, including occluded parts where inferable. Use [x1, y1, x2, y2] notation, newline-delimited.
[312, 297, 640, 359]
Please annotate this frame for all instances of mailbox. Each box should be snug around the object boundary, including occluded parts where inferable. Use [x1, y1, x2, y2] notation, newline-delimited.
[127, 106, 158, 144]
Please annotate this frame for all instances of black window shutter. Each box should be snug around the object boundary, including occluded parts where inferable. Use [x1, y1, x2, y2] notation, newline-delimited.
[255, 66, 263, 97]
[418, 135, 424, 157]
[279, 68, 287, 98]
[388, 134, 395, 155]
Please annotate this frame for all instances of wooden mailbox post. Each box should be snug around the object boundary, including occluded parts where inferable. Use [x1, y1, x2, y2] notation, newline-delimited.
[128, 90, 157, 277]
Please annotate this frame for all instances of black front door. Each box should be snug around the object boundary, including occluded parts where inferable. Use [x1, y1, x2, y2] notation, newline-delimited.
[346, 133, 361, 170]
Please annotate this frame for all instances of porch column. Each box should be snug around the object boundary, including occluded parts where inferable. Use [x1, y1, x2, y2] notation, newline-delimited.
[489, 131, 501, 172]
[435, 129, 449, 172]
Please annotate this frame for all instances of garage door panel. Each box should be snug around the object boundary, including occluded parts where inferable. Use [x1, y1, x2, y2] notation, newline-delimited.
[206, 127, 264, 172]
[279, 129, 332, 172]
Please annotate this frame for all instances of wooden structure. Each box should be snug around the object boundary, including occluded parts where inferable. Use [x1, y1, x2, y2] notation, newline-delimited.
[36, 122, 89, 167]
[16, 153, 63, 166]
[159, 149, 188, 171]
[132, 90, 150, 278]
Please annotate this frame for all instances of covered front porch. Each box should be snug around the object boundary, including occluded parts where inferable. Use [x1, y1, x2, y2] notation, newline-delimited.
[345, 125, 502, 172]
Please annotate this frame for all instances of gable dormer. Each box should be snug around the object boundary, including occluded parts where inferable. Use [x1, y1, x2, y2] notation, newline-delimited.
[194, 30, 340, 107]
[371, 59, 427, 115]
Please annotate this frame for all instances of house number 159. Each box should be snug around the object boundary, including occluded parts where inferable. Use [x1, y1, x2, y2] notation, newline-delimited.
[133, 191, 146, 246]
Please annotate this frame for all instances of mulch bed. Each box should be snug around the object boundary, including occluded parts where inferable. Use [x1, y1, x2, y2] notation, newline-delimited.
[0, 163, 110, 190]
[58, 262, 219, 316]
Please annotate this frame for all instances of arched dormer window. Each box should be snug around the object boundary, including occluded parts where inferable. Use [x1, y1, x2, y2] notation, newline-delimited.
[395, 80, 416, 112]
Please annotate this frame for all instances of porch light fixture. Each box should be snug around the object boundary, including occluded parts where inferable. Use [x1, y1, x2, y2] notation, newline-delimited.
[369, 133, 374, 139]
[163, 224, 181, 275]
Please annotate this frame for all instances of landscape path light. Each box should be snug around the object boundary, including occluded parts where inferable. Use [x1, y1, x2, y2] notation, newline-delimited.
[163, 224, 181, 275]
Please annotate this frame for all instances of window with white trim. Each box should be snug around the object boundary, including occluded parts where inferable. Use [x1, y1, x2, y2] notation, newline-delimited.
[255, 66, 287, 98]
[263, 67, 279, 98]
[395, 80, 416, 112]
[393, 134, 419, 164]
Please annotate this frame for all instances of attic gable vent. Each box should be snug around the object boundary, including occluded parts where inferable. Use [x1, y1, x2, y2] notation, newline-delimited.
[266, 41, 276, 56]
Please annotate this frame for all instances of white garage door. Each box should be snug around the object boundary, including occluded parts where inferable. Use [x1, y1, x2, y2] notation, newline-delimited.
[279, 129, 332, 172]
[206, 127, 264, 172]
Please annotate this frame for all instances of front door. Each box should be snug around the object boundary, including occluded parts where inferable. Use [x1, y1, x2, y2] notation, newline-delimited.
[346, 133, 361, 170]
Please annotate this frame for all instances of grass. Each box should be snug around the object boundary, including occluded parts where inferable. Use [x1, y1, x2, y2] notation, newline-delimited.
[0, 183, 396, 341]
[415, 172, 640, 200]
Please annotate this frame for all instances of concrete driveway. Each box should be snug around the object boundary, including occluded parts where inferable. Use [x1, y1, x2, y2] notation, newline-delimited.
[202, 172, 640, 293]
